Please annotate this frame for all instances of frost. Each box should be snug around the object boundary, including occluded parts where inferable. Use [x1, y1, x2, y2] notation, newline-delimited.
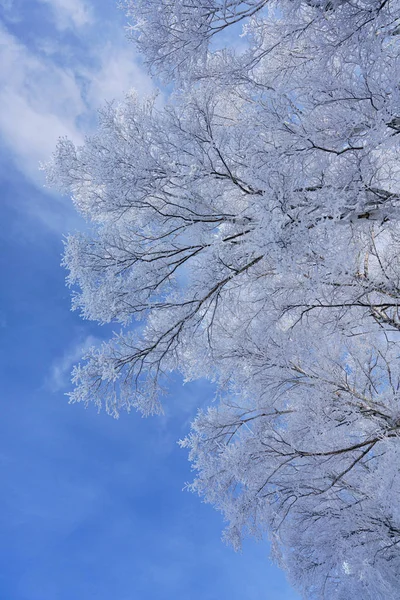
[47, 0, 400, 596]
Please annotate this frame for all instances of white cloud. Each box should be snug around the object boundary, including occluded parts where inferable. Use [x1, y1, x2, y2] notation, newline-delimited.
[0, 21, 153, 181]
[0, 25, 85, 178]
[37, 0, 93, 30]
[85, 43, 154, 106]
[46, 335, 100, 392]
[0, 14, 153, 232]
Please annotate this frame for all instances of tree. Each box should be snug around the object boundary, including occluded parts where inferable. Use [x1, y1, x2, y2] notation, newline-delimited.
[183, 333, 400, 599]
[47, 0, 400, 596]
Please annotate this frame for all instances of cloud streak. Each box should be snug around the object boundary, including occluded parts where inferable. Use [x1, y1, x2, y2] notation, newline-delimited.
[37, 0, 93, 29]
[0, 24, 85, 178]
[46, 334, 100, 392]
[0, 3, 152, 186]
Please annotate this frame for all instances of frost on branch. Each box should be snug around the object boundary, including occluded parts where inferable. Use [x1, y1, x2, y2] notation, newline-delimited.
[183, 336, 400, 599]
[122, 0, 400, 83]
[47, 0, 400, 595]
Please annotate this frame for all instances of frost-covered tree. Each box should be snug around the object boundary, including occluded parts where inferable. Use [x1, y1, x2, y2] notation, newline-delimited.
[183, 333, 400, 599]
[47, 0, 400, 597]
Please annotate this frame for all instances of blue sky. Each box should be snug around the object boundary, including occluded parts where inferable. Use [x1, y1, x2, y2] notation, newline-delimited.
[0, 1, 301, 598]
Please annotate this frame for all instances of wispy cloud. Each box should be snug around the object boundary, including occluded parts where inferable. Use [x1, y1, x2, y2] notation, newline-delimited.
[0, 3, 153, 238]
[0, 6, 154, 234]
[37, 0, 93, 29]
[0, 24, 85, 178]
[0, 11, 153, 186]
[85, 43, 153, 105]
[46, 334, 100, 392]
